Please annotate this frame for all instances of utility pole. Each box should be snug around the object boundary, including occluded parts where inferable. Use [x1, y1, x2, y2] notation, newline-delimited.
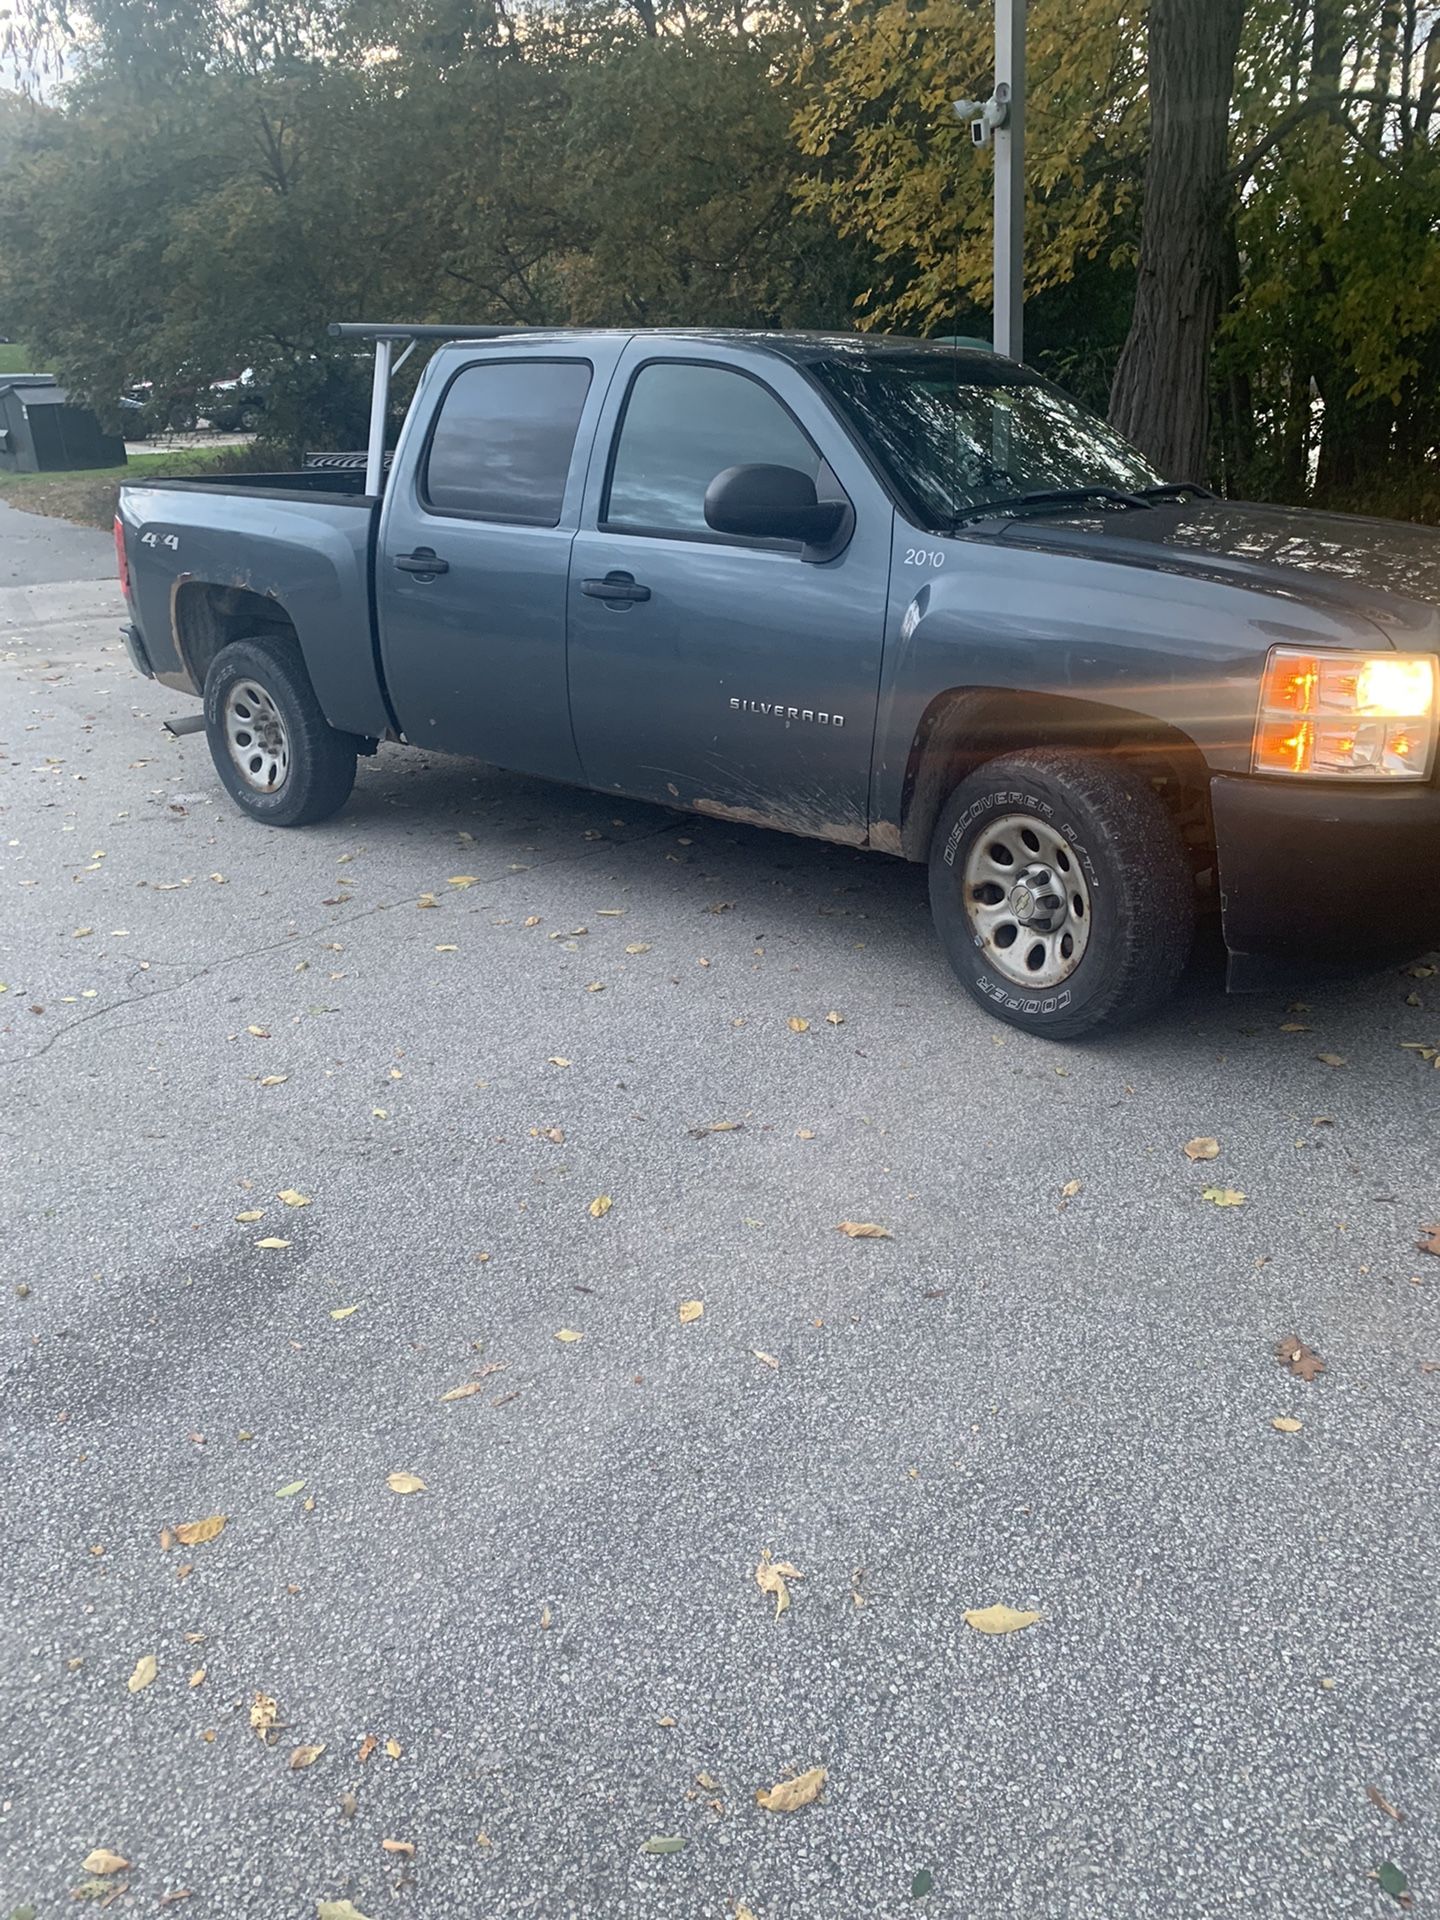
[953, 0, 1027, 361]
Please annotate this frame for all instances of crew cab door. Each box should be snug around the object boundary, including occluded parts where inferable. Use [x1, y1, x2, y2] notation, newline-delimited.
[377, 346, 614, 780]
[566, 345, 891, 845]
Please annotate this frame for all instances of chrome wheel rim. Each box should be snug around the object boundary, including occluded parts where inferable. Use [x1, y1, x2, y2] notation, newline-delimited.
[224, 680, 289, 793]
[962, 810, 1092, 988]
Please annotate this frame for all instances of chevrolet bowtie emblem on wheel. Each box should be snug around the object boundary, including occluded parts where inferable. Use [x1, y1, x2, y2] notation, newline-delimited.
[729, 698, 845, 727]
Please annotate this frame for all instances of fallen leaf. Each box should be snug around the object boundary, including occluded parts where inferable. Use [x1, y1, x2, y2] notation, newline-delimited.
[289, 1743, 326, 1770]
[330, 1305, 360, 1322]
[588, 1194, 613, 1218]
[1368, 1786, 1404, 1822]
[316, 1903, 373, 1920]
[1376, 1861, 1413, 1908]
[174, 1515, 226, 1547]
[448, 875, 478, 888]
[548, 1055, 571, 1067]
[250, 1692, 281, 1737]
[275, 1480, 306, 1498]
[1316, 1053, 1347, 1068]
[189, 1667, 205, 1688]
[555, 1328, 584, 1343]
[837, 1220, 892, 1239]
[439, 1381, 485, 1402]
[416, 893, 439, 909]
[278, 1189, 311, 1208]
[1271, 1416, 1303, 1433]
[259, 1074, 288, 1087]
[385, 1738, 401, 1760]
[787, 1017, 810, 1032]
[386, 1472, 425, 1495]
[381, 1838, 415, 1856]
[1278, 1021, 1311, 1032]
[246, 1025, 269, 1038]
[825, 1010, 845, 1025]
[339, 1794, 358, 1820]
[1275, 1335, 1327, 1382]
[82, 1851, 130, 1876]
[640, 1835, 686, 1854]
[1060, 1179, 1082, 1198]
[358, 1734, 377, 1764]
[1201, 1188, 1246, 1208]
[755, 1549, 804, 1619]
[435, 944, 458, 953]
[755, 1765, 826, 1812]
[1183, 1137, 1220, 1161]
[127, 1655, 158, 1693]
[688, 1119, 744, 1138]
[678, 1299, 704, 1324]
[963, 1604, 1041, 1635]
[625, 942, 651, 954]
[254, 1237, 291, 1250]
[1417, 1226, 1440, 1258]
[753, 1350, 779, 1369]
[234, 1209, 264, 1223]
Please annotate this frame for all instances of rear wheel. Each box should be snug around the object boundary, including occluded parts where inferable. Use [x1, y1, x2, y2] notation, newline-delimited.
[203, 636, 356, 827]
[928, 748, 1195, 1039]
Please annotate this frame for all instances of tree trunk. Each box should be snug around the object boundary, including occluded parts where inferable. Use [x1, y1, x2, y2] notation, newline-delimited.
[1108, 0, 1246, 481]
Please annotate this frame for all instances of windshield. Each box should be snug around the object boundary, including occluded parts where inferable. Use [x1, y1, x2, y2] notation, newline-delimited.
[808, 351, 1163, 528]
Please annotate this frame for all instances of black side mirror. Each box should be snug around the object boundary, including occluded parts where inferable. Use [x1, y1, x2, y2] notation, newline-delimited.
[704, 464, 850, 552]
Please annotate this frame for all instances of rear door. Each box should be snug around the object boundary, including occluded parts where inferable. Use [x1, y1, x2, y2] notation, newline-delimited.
[566, 344, 892, 845]
[377, 345, 618, 781]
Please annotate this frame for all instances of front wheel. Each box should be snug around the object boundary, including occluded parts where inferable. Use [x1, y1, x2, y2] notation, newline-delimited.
[928, 749, 1196, 1039]
[203, 636, 357, 827]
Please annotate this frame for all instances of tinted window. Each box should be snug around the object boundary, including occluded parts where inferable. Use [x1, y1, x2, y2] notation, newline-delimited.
[605, 362, 820, 536]
[425, 359, 592, 524]
[810, 350, 1160, 527]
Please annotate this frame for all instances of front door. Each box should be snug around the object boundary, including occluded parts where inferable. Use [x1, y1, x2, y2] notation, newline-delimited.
[377, 351, 601, 782]
[566, 351, 891, 845]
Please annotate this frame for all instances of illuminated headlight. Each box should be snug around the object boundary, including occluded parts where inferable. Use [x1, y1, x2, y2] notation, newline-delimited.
[1253, 647, 1438, 779]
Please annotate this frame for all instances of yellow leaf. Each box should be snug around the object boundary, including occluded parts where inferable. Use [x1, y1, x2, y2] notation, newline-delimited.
[416, 894, 439, 908]
[246, 1025, 269, 1037]
[625, 942, 652, 954]
[381, 1838, 415, 1856]
[1316, 1053, 1347, 1067]
[385, 1738, 402, 1760]
[753, 1350, 779, 1369]
[678, 1299, 704, 1324]
[1272, 1416, 1303, 1433]
[316, 1903, 373, 1920]
[447, 875, 479, 887]
[787, 1017, 810, 1032]
[189, 1667, 206, 1688]
[440, 1379, 488, 1402]
[73, 926, 94, 938]
[250, 1691, 281, 1735]
[386, 1472, 426, 1495]
[127, 1654, 158, 1693]
[259, 1074, 288, 1087]
[755, 1765, 826, 1812]
[756, 1549, 804, 1618]
[837, 1221, 892, 1239]
[330, 1305, 360, 1322]
[173, 1515, 226, 1547]
[83, 1850, 130, 1876]
[254, 1237, 291, 1250]
[548, 1056, 571, 1067]
[825, 1010, 844, 1025]
[435, 944, 458, 953]
[1201, 1188, 1246, 1208]
[275, 1480, 305, 1498]
[234, 1210, 264, 1223]
[289, 1743, 326, 1770]
[555, 1328, 584, 1343]
[964, 1604, 1041, 1635]
[585, 980, 605, 992]
[278, 1189, 311, 1208]
[588, 1194, 613, 1218]
[1183, 1137, 1220, 1161]
[1060, 1179, 1082, 1198]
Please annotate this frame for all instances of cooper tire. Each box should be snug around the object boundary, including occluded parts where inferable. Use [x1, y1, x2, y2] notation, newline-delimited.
[203, 635, 357, 828]
[928, 748, 1195, 1039]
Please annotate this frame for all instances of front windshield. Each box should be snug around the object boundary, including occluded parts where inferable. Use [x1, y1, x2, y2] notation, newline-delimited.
[809, 351, 1163, 528]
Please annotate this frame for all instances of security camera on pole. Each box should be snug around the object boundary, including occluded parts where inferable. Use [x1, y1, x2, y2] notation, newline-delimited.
[953, 0, 1026, 363]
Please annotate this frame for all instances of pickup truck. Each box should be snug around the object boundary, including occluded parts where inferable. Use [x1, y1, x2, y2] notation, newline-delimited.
[116, 324, 1440, 1038]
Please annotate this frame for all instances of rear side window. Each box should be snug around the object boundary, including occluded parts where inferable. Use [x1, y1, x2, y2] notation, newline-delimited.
[604, 361, 820, 537]
[424, 359, 592, 525]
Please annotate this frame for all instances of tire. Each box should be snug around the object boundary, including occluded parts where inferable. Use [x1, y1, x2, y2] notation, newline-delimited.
[928, 748, 1195, 1039]
[203, 636, 357, 828]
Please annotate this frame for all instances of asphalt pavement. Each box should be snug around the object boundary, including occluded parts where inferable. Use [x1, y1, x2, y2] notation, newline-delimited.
[3, 513, 1439, 1920]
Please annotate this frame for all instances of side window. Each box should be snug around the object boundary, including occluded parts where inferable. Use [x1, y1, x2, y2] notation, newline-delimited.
[604, 362, 821, 538]
[424, 359, 592, 525]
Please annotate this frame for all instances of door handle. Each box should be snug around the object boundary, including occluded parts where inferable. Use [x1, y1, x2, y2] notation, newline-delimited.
[581, 571, 651, 604]
[394, 549, 449, 575]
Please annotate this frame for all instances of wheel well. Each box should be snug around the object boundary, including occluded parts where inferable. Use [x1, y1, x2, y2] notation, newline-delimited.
[173, 582, 301, 694]
[897, 687, 1215, 874]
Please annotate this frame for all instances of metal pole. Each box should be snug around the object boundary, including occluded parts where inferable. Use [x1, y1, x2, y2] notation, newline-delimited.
[993, 0, 1026, 361]
[364, 337, 393, 497]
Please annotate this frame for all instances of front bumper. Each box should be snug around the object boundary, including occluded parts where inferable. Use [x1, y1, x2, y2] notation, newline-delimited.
[1212, 773, 1440, 988]
[122, 621, 154, 680]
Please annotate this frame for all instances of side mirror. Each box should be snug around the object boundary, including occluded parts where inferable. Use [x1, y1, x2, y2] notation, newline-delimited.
[704, 464, 850, 553]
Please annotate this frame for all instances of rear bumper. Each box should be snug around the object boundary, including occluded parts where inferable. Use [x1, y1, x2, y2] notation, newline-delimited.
[1212, 773, 1440, 986]
[122, 621, 154, 680]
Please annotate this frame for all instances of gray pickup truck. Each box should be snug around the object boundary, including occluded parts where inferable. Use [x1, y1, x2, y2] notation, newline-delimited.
[116, 323, 1440, 1037]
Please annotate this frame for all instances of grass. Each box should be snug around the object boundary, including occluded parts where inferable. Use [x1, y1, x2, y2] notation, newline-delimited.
[0, 444, 263, 528]
[0, 342, 33, 375]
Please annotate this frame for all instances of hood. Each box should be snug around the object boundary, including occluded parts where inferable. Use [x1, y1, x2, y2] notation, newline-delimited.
[989, 500, 1440, 645]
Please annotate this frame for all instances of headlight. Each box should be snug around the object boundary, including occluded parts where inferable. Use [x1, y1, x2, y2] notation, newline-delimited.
[1253, 647, 1438, 780]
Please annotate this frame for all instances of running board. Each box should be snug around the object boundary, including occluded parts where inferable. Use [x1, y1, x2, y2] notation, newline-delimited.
[163, 713, 206, 738]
